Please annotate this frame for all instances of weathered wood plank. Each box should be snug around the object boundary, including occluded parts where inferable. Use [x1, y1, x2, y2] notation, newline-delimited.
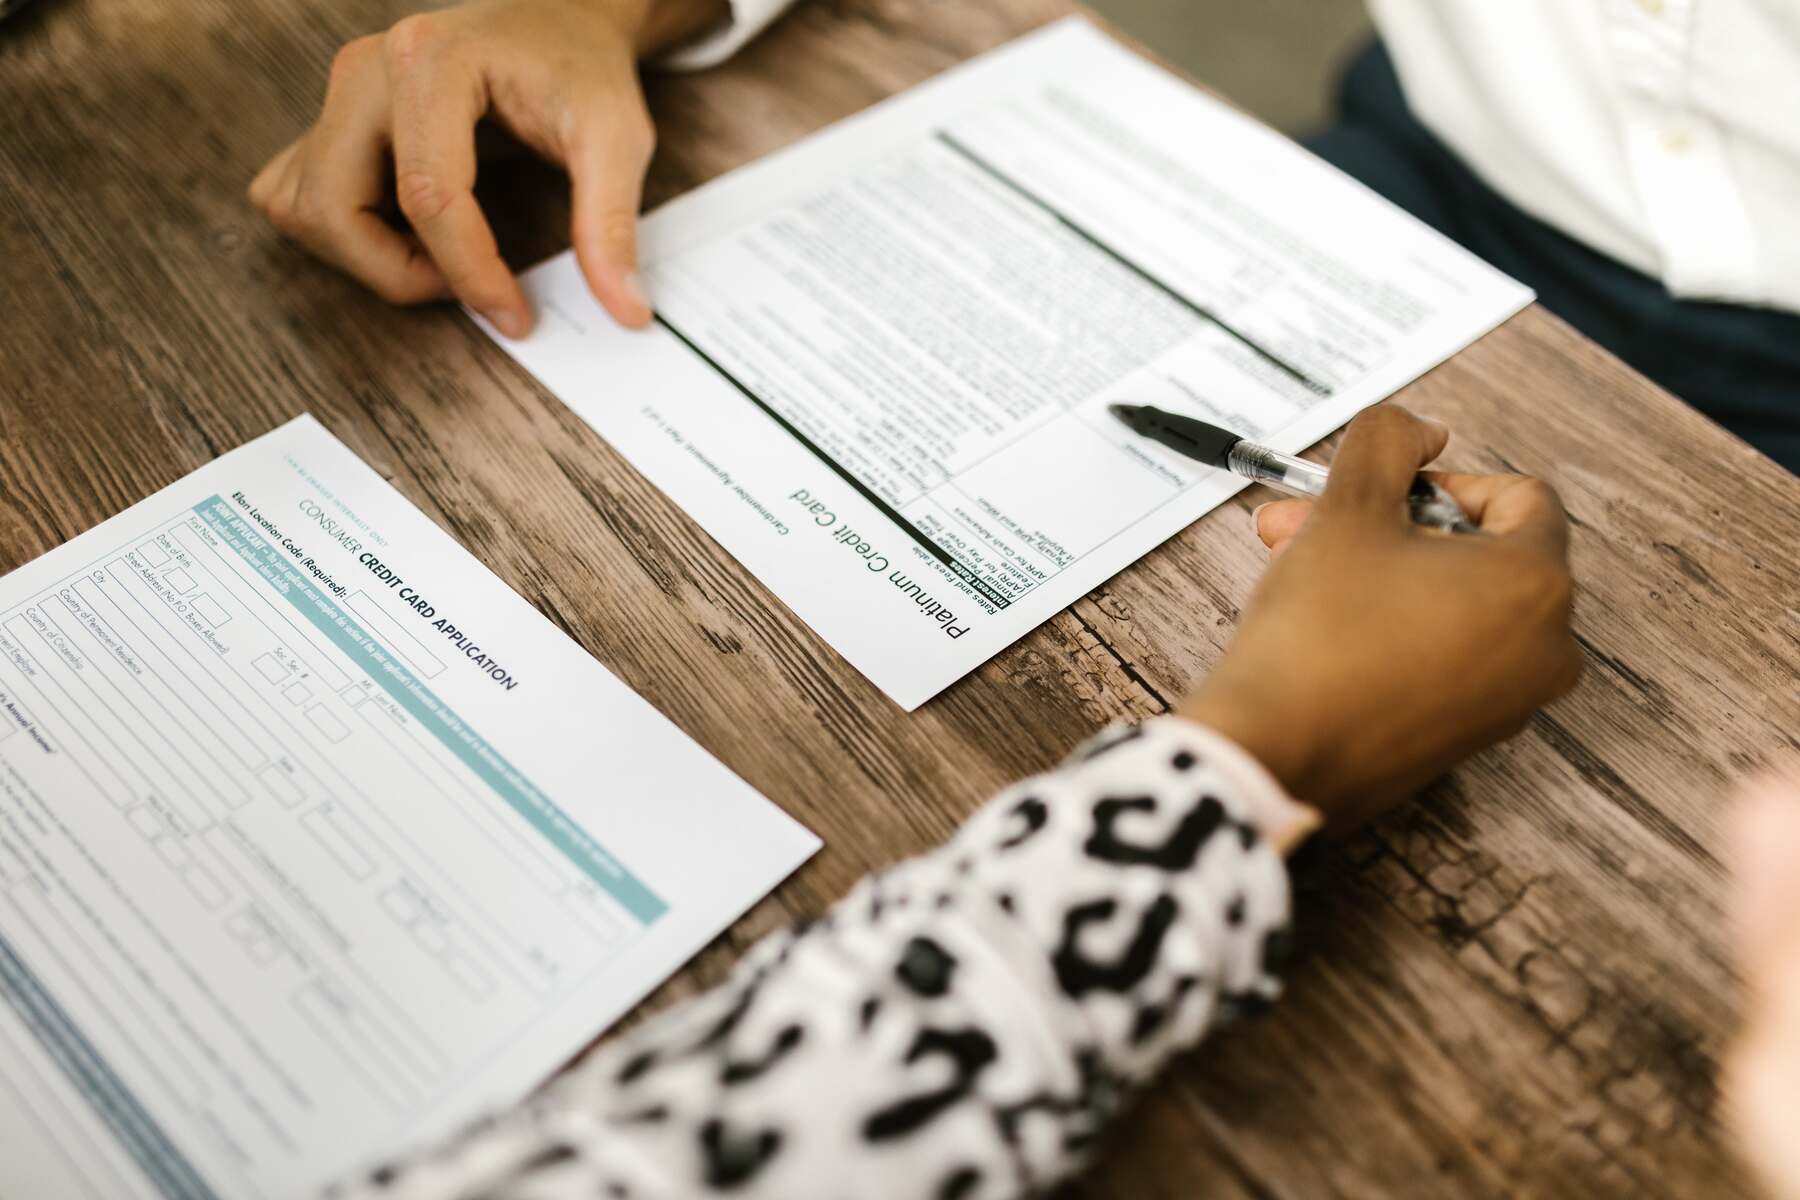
[2, 0, 1796, 1194]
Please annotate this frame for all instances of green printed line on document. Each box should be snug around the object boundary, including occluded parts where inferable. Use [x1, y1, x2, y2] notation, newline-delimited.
[193, 495, 667, 924]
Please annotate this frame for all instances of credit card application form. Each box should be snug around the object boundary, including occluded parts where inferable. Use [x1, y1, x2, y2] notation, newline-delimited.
[0, 416, 816, 1199]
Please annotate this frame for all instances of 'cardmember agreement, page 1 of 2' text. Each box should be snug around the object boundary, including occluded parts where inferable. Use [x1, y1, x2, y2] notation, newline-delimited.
[0, 416, 818, 1199]
[483, 18, 1535, 709]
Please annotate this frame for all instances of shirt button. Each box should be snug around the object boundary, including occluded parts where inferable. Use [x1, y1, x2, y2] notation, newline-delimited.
[1640, 0, 1665, 13]
[1663, 126, 1693, 152]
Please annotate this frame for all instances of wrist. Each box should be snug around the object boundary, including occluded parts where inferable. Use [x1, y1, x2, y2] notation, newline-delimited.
[627, 0, 731, 56]
[1163, 706, 1323, 855]
[1177, 682, 1316, 794]
[1177, 680, 1334, 842]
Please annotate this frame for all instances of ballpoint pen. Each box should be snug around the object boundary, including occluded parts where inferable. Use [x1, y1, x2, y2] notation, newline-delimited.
[1108, 403, 1480, 534]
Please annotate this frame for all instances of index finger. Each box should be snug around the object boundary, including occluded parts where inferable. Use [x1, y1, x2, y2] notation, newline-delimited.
[1316, 406, 1451, 523]
[385, 20, 530, 336]
[1425, 471, 1571, 557]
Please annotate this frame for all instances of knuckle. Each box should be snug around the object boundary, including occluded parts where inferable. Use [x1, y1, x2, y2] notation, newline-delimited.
[627, 111, 657, 161]
[289, 182, 324, 228]
[249, 157, 291, 216]
[1354, 405, 1411, 435]
[1515, 475, 1574, 531]
[384, 13, 443, 73]
[263, 192, 296, 231]
[565, 107, 657, 172]
[394, 169, 453, 223]
[587, 208, 637, 250]
[327, 37, 377, 91]
[285, 201, 317, 235]
[1517, 476, 1564, 510]
[1509, 555, 1574, 631]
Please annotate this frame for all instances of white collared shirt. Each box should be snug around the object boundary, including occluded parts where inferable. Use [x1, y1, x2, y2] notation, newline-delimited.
[677, 0, 1800, 312]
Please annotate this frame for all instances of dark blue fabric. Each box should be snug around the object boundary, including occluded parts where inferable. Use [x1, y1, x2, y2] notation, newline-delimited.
[1306, 42, 1800, 474]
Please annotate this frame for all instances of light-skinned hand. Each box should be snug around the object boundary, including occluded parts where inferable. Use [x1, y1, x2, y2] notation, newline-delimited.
[1181, 406, 1582, 829]
[1725, 772, 1800, 1199]
[248, 0, 728, 336]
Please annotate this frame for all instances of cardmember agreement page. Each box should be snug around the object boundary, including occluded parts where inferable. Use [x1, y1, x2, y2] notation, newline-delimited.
[0, 416, 817, 1199]
[485, 18, 1534, 709]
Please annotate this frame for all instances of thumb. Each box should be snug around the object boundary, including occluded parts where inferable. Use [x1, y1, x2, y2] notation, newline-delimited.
[1728, 771, 1800, 1200]
[1733, 772, 1800, 980]
[1253, 498, 1313, 548]
[1317, 405, 1450, 523]
[567, 102, 656, 329]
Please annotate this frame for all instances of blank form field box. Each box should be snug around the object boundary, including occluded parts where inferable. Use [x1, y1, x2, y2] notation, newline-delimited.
[283, 682, 312, 706]
[137, 538, 171, 567]
[253, 653, 290, 684]
[344, 591, 447, 680]
[304, 705, 351, 744]
[259, 764, 305, 808]
[189, 593, 231, 628]
[163, 567, 197, 594]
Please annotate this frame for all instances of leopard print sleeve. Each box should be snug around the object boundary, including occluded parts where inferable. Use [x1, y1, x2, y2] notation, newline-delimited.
[329, 717, 1313, 1200]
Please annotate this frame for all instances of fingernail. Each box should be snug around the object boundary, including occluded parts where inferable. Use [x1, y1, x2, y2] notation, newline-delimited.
[1250, 502, 1271, 525]
[487, 308, 528, 339]
[1419, 415, 1450, 437]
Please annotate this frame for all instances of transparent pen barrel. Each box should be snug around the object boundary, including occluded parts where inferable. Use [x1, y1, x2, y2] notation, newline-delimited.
[1226, 443, 1330, 499]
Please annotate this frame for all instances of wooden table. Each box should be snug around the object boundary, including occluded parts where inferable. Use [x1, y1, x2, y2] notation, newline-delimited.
[3, 0, 1797, 1195]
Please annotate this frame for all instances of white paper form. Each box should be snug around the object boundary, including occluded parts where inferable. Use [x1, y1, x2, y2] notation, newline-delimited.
[0, 416, 817, 1200]
[484, 17, 1534, 710]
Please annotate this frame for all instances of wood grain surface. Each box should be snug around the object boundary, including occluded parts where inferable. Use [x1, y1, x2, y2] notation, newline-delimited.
[3, 0, 1798, 1195]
